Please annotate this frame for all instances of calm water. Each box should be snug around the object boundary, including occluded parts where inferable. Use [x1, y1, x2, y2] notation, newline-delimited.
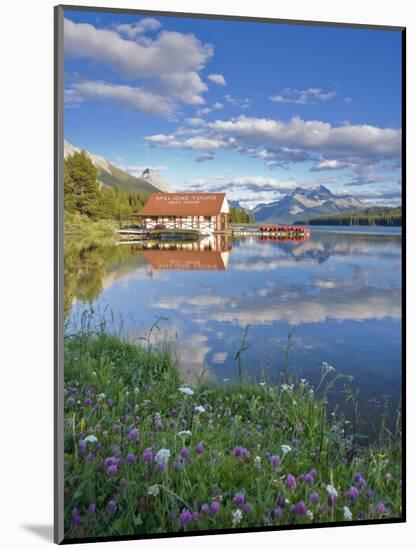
[67, 227, 402, 427]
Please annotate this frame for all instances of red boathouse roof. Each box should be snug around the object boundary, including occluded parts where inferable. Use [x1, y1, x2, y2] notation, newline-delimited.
[139, 193, 227, 217]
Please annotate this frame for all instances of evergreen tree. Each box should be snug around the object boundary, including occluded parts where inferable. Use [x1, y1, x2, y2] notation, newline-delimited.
[64, 151, 100, 219]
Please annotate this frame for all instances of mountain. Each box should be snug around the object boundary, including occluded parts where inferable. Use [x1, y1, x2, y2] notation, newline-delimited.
[251, 185, 364, 224]
[140, 168, 172, 192]
[64, 141, 169, 195]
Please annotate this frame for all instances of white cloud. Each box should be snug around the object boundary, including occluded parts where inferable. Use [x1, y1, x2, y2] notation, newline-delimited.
[196, 102, 224, 116]
[311, 159, 355, 171]
[114, 17, 162, 38]
[185, 117, 206, 126]
[270, 87, 336, 105]
[64, 80, 174, 116]
[208, 73, 226, 86]
[208, 116, 401, 160]
[64, 18, 213, 106]
[145, 133, 230, 150]
[343, 97, 353, 104]
[195, 152, 215, 162]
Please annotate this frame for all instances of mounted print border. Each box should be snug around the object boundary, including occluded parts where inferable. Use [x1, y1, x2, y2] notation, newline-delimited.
[54, 4, 406, 544]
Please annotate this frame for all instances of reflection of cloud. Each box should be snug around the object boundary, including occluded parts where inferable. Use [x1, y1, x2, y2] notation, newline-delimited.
[174, 333, 212, 385]
[212, 352, 228, 364]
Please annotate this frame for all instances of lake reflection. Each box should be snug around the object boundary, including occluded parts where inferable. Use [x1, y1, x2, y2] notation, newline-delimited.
[67, 228, 402, 426]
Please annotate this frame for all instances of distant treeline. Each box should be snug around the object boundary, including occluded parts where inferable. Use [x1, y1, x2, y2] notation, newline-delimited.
[64, 150, 147, 222]
[229, 206, 253, 224]
[295, 206, 402, 227]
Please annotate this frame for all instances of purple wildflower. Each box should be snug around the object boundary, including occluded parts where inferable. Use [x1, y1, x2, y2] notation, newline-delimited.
[107, 464, 118, 477]
[233, 446, 243, 457]
[292, 501, 308, 517]
[377, 502, 388, 515]
[84, 397, 93, 406]
[210, 501, 220, 515]
[310, 492, 320, 504]
[87, 503, 96, 516]
[346, 486, 360, 501]
[274, 506, 283, 518]
[71, 508, 81, 527]
[126, 453, 136, 464]
[107, 500, 117, 515]
[192, 511, 199, 521]
[127, 428, 139, 441]
[195, 443, 205, 454]
[179, 508, 193, 526]
[304, 469, 317, 485]
[366, 489, 375, 499]
[242, 502, 251, 514]
[66, 397, 75, 407]
[358, 511, 366, 520]
[157, 461, 166, 472]
[180, 448, 190, 459]
[78, 440, 87, 453]
[70, 387, 77, 394]
[142, 448, 153, 463]
[201, 503, 210, 515]
[233, 492, 245, 507]
[270, 455, 280, 467]
[86, 453, 94, 462]
[286, 474, 297, 491]
[173, 460, 183, 471]
[106, 398, 113, 408]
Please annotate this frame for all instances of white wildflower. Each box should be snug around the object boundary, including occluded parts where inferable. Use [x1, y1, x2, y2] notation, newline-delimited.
[281, 444, 292, 455]
[259, 382, 266, 387]
[143, 400, 150, 405]
[155, 448, 171, 464]
[343, 506, 353, 520]
[194, 405, 205, 413]
[322, 361, 336, 373]
[97, 393, 106, 401]
[254, 456, 262, 469]
[84, 435, 98, 443]
[223, 378, 231, 383]
[306, 510, 314, 520]
[326, 484, 338, 498]
[177, 430, 192, 437]
[281, 384, 291, 391]
[300, 379, 306, 385]
[92, 371, 97, 377]
[232, 509, 243, 526]
[147, 484, 160, 497]
[179, 386, 194, 396]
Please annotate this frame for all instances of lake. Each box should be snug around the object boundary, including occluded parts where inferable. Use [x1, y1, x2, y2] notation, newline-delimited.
[66, 226, 402, 431]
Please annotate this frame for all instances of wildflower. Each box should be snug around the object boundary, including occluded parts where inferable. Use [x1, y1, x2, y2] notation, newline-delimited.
[84, 434, 98, 443]
[173, 460, 184, 471]
[210, 501, 220, 515]
[126, 453, 137, 464]
[232, 509, 243, 526]
[343, 506, 353, 520]
[155, 448, 171, 464]
[270, 455, 280, 468]
[322, 361, 336, 373]
[147, 484, 160, 497]
[97, 393, 106, 401]
[195, 443, 205, 454]
[304, 469, 316, 485]
[107, 500, 117, 514]
[106, 398, 113, 408]
[201, 503, 210, 515]
[179, 386, 194, 396]
[179, 508, 193, 526]
[346, 486, 360, 501]
[157, 461, 167, 472]
[385, 472, 393, 481]
[254, 456, 261, 469]
[292, 501, 308, 517]
[194, 405, 205, 413]
[71, 508, 81, 527]
[87, 503, 96, 516]
[80, 418, 86, 431]
[142, 448, 153, 463]
[84, 397, 93, 406]
[66, 397, 75, 407]
[286, 474, 297, 491]
[78, 440, 87, 453]
[377, 502, 388, 516]
[177, 430, 192, 437]
[281, 444, 292, 455]
[233, 492, 245, 507]
[180, 448, 190, 459]
[326, 484, 338, 498]
[274, 506, 283, 518]
[86, 453, 94, 462]
[306, 510, 314, 520]
[310, 492, 320, 504]
[107, 464, 118, 477]
[127, 428, 139, 441]
[233, 446, 243, 457]
[242, 502, 251, 514]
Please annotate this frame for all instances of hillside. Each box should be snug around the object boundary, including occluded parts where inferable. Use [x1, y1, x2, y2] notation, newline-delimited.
[294, 206, 402, 227]
[64, 140, 165, 195]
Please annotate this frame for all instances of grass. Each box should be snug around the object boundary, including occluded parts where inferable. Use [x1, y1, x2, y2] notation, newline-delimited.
[63, 331, 402, 540]
[64, 211, 118, 241]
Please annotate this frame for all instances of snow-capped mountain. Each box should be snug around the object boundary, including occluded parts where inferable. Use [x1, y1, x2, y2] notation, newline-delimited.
[140, 168, 172, 192]
[251, 185, 364, 224]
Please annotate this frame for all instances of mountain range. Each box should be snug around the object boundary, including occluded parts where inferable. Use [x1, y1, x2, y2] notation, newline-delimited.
[251, 185, 364, 224]
[64, 140, 172, 195]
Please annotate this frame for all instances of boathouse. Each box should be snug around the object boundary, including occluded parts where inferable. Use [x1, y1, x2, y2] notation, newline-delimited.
[138, 193, 230, 232]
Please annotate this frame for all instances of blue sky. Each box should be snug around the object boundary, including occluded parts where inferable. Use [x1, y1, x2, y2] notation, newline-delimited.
[64, 9, 402, 208]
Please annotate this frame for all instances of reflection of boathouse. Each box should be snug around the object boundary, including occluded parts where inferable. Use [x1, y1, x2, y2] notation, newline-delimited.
[138, 193, 230, 232]
[143, 234, 231, 270]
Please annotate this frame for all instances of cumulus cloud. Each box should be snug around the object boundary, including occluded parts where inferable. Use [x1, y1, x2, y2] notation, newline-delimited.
[114, 17, 162, 38]
[145, 133, 231, 151]
[208, 73, 226, 86]
[270, 87, 336, 105]
[195, 152, 215, 162]
[196, 102, 224, 116]
[208, 116, 401, 160]
[64, 80, 174, 116]
[64, 18, 213, 107]
[311, 159, 355, 171]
